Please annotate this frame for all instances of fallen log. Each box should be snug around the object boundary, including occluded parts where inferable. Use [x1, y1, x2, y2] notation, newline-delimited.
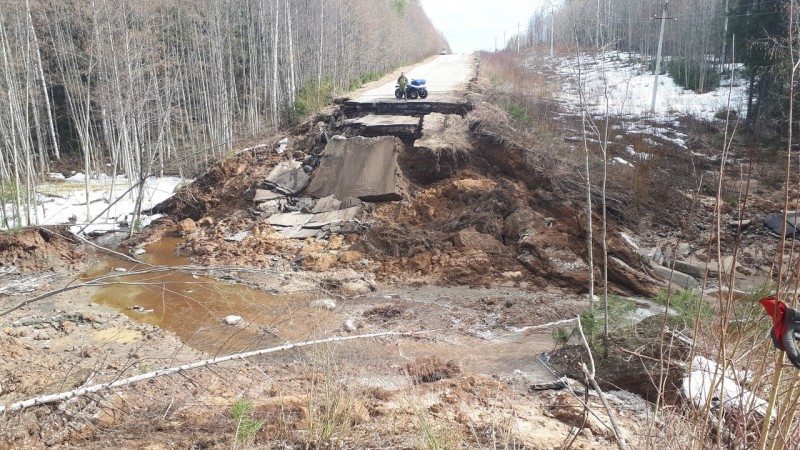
[0, 331, 424, 413]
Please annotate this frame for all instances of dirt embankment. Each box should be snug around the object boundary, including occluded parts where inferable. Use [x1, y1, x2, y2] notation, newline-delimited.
[0, 226, 83, 274]
[129, 99, 661, 298]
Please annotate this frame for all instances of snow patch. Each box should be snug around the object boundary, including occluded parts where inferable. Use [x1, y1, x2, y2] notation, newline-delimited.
[682, 355, 772, 420]
[2, 175, 187, 235]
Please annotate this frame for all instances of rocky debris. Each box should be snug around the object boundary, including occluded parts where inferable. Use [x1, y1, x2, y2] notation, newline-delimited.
[305, 136, 408, 202]
[310, 298, 337, 310]
[255, 191, 366, 240]
[0, 270, 56, 296]
[224, 230, 251, 242]
[638, 247, 665, 266]
[262, 160, 312, 196]
[253, 189, 284, 202]
[652, 264, 699, 291]
[0, 226, 83, 273]
[517, 235, 589, 288]
[546, 391, 612, 438]
[763, 212, 800, 237]
[339, 250, 363, 263]
[453, 227, 504, 254]
[343, 318, 359, 332]
[301, 253, 339, 272]
[340, 279, 374, 295]
[502, 207, 539, 243]
[276, 137, 289, 154]
[222, 315, 242, 325]
[318, 269, 376, 295]
[176, 218, 197, 236]
[670, 259, 715, 280]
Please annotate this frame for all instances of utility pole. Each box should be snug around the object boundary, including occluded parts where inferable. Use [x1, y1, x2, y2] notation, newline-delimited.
[503, 30, 506, 50]
[517, 21, 521, 52]
[650, 1, 669, 114]
[721, 0, 729, 71]
[596, 0, 600, 46]
[495, 36, 497, 52]
[550, 7, 554, 57]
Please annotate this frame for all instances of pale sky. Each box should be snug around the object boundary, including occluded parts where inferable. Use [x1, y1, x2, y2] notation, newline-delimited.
[420, 0, 545, 54]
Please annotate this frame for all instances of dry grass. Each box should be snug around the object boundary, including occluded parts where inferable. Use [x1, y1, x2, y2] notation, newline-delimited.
[477, 49, 560, 124]
[431, 185, 515, 238]
[360, 222, 446, 258]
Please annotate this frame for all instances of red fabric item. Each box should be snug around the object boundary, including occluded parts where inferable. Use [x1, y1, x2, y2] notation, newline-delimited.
[760, 296, 788, 350]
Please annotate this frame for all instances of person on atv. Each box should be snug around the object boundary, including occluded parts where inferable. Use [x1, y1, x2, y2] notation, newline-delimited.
[397, 72, 408, 100]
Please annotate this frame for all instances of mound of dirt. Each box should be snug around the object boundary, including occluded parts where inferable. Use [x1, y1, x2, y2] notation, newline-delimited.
[0, 226, 83, 273]
[148, 148, 283, 222]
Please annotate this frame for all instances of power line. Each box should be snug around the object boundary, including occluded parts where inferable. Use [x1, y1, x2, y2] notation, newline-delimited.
[594, 9, 781, 26]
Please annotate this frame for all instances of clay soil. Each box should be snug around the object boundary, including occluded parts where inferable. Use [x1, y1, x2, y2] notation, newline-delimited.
[0, 56, 789, 449]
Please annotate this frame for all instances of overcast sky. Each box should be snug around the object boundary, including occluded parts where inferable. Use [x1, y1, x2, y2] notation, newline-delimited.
[419, 0, 545, 54]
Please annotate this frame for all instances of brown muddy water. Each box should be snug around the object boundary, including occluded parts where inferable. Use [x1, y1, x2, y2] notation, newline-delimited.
[84, 237, 338, 356]
[82, 237, 562, 386]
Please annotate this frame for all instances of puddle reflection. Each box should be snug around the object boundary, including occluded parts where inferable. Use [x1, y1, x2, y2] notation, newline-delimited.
[88, 237, 321, 355]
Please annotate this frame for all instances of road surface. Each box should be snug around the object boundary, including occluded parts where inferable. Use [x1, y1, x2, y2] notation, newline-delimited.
[353, 54, 476, 103]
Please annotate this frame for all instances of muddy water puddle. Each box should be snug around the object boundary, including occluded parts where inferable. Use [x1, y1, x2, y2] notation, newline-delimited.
[83, 239, 562, 385]
[85, 237, 337, 355]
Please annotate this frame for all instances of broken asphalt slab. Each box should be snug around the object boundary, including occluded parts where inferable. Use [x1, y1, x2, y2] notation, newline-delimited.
[267, 206, 363, 239]
[304, 136, 407, 202]
[263, 160, 311, 195]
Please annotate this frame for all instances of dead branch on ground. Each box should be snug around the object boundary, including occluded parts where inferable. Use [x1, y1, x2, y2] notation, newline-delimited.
[0, 331, 425, 413]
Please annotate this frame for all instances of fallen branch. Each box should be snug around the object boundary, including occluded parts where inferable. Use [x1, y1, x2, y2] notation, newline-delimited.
[580, 363, 630, 450]
[0, 331, 422, 413]
[576, 314, 629, 450]
[509, 317, 578, 333]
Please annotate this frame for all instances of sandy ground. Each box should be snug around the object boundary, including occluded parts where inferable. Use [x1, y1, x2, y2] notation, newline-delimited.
[0, 242, 658, 449]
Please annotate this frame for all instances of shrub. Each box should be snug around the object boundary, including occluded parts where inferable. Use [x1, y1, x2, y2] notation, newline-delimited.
[576, 295, 637, 348]
[667, 58, 720, 93]
[348, 70, 386, 91]
[292, 76, 334, 122]
[653, 289, 713, 328]
[231, 398, 264, 445]
[504, 102, 532, 126]
[551, 327, 571, 347]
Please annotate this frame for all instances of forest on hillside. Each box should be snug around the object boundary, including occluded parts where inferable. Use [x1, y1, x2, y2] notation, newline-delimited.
[0, 0, 445, 227]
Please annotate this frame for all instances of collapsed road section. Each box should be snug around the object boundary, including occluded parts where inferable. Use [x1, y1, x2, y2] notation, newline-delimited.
[252, 136, 407, 239]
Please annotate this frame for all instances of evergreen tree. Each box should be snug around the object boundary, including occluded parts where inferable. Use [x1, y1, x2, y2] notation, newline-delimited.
[727, 0, 788, 129]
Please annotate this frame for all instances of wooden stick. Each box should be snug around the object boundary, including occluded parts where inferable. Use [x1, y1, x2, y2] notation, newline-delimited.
[576, 314, 629, 450]
[0, 331, 421, 413]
